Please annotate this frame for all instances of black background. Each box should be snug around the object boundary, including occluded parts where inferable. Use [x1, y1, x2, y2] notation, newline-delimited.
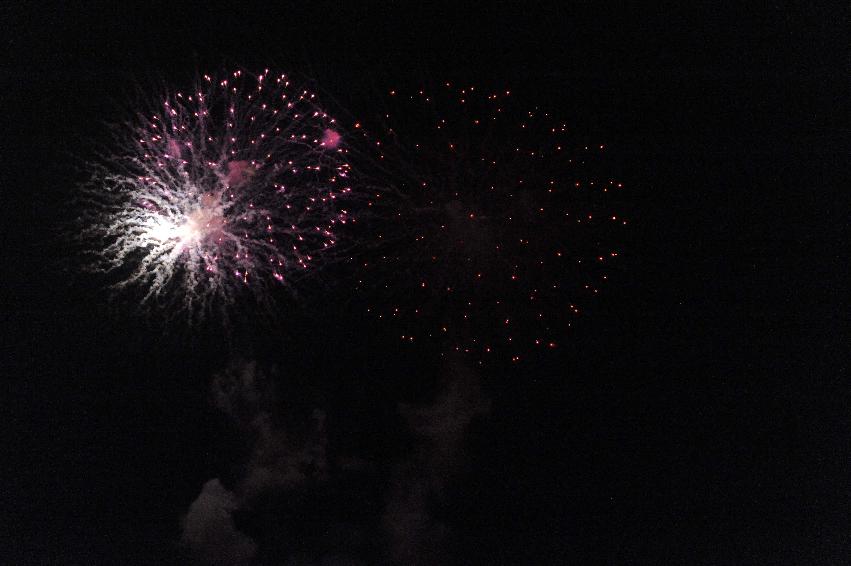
[2, 3, 846, 564]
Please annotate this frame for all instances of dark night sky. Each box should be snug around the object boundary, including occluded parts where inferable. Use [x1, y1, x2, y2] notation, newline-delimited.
[2, 3, 846, 565]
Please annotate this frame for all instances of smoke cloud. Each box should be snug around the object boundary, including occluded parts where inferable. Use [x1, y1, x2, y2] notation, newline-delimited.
[181, 360, 327, 564]
[180, 358, 488, 564]
[181, 479, 256, 566]
[383, 359, 490, 565]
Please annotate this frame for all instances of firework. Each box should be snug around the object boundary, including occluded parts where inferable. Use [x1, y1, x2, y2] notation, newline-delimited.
[77, 70, 354, 324]
[356, 82, 627, 363]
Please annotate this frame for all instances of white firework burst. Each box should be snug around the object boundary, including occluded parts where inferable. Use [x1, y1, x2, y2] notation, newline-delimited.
[78, 69, 355, 323]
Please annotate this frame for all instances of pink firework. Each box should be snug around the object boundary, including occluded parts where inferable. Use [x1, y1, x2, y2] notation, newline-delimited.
[78, 70, 356, 323]
[355, 82, 628, 364]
